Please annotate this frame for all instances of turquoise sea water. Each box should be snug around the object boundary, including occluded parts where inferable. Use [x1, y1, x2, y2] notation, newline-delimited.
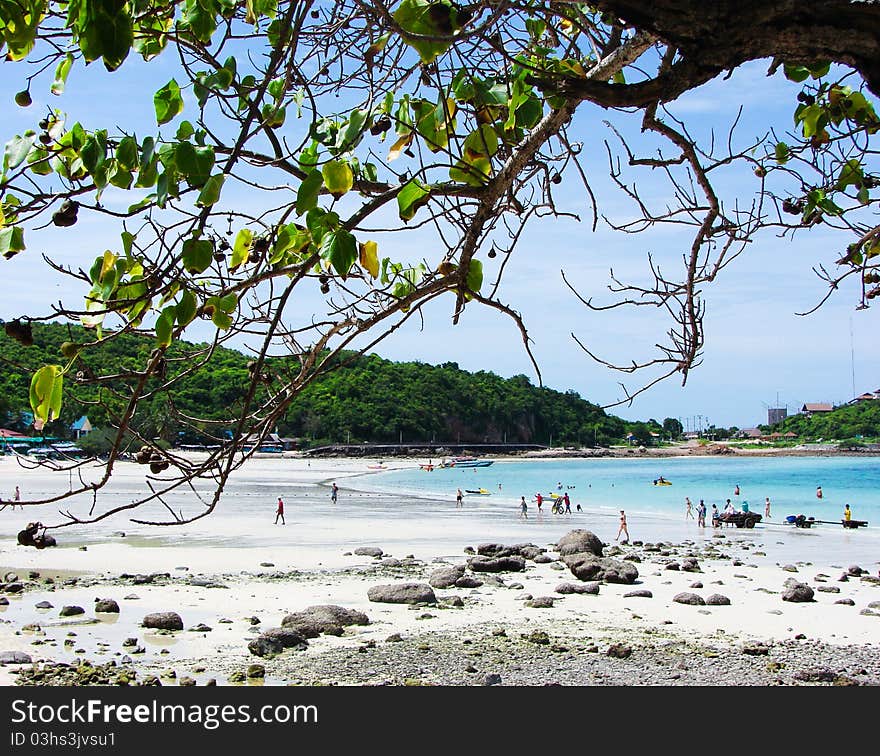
[360, 456, 880, 526]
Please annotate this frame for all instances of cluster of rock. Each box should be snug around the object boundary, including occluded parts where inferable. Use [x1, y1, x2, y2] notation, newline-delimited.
[248, 605, 371, 658]
[557, 530, 639, 584]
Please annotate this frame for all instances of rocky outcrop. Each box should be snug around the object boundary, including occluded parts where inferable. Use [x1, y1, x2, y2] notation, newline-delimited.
[367, 583, 437, 604]
[248, 628, 308, 657]
[782, 583, 815, 603]
[354, 547, 384, 558]
[142, 612, 184, 631]
[555, 530, 604, 557]
[468, 556, 526, 573]
[555, 582, 600, 595]
[562, 554, 638, 584]
[673, 592, 706, 606]
[281, 605, 369, 637]
[705, 594, 731, 605]
[428, 565, 466, 589]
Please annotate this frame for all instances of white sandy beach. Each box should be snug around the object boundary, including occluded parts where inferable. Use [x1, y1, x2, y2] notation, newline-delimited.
[1, 454, 879, 686]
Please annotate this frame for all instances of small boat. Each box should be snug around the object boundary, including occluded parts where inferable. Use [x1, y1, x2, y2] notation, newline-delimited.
[440, 456, 493, 468]
[465, 488, 491, 495]
[653, 479, 672, 486]
[419, 463, 434, 471]
[367, 464, 387, 470]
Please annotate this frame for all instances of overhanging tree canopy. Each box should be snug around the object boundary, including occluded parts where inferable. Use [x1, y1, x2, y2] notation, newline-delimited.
[0, 0, 877, 528]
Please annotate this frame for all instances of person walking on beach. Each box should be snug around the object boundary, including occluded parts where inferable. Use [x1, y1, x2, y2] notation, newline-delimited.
[456, 488, 463, 508]
[685, 497, 693, 519]
[274, 497, 285, 525]
[711, 503, 720, 528]
[764, 497, 771, 519]
[331, 482, 338, 503]
[697, 500, 706, 528]
[535, 492, 543, 513]
[563, 492, 571, 514]
[615, 510, 629, 544]
[519, 496, 528, 519]
[844, 504, 852, 523]
[12, 485, 21, 511]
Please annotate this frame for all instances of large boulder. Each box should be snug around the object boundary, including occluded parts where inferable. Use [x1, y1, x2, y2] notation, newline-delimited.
[142, 612, 184, 631]
[248, 628, 308, 657]
[468, 556, 526, 573]
[281, 605, 369, 637]
[354, 547, 384, 558]
[556, 530, 604, 557]
[367, 583, 437, 604]
[562, 554, 638, 584]
[94, 599, 120, 614]
[673, 592, 706, 606]
[782, 583, 815, 603]
[0, 651, 32, 665]
[428, 565, 466, 589]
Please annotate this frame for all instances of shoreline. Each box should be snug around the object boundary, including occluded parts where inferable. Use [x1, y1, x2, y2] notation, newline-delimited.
[2, 454, 879, 687]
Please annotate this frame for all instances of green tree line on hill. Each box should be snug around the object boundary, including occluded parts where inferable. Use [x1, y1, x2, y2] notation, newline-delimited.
[1, 322, 633, 448]
[767, 402, 880, 443]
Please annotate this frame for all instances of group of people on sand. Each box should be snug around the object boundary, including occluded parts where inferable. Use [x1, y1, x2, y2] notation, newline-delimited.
[518, 491, 580, 518]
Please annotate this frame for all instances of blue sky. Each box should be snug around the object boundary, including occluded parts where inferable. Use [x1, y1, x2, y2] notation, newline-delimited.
[1, 36, 878, 431]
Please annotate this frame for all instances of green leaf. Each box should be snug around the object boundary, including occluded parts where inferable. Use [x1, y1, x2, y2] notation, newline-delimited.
[783, 64, 810, 83]
[175, 143, 214, 186]
[0, 226, 26, 259]
[394, 0, 456, 63]
[196, 173, 225, 206]
[774, 141, 790, 164]
[181, 238, 214, 274]
[231, 228, 253, 269]
[29, 365, 64, 431]
[175, 120, 195, 141]
[155, 307, 175, 347]
[397, 178, 431, 222]
[154, 79, 184, 125]
[319, 228, 358, 278]
[836, 159, 864, 190]
[4, 134, 36, 172]
[176, 290, 198, 326]
[51, 54, 74, 95]
[116, 136, 139, 170]
[296, 170, 323, 215]
[270, 223, 311, 264]
[321, 160, 353, 198]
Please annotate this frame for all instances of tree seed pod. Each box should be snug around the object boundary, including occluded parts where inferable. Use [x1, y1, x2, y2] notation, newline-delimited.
[4, 319, 33, 346]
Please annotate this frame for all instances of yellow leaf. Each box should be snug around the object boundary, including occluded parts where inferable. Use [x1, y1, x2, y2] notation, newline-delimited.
[100, 251, 117, 282]
[359, 241, 379, 278]
[387, 133, 413, 162]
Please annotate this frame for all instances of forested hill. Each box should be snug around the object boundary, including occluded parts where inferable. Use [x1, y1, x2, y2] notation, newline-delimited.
[768, 401, 880, 442]
[0, 323, 626, 447]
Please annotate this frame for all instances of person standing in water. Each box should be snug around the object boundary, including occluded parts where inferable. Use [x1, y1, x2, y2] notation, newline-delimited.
[615, 510, 629, 543]
[456, 488, 463, 508]
[274, 497, 285, 525]
[844, 504, 852, 523]
[331, 482, 338, 503]
[764, 497, 771, 519]
[816, 485, 823, 499]
[535, 492, 543, 514]
[563, 492, 571, 514]
[519, 496, 528, 519]
[685, 497, 693, 519]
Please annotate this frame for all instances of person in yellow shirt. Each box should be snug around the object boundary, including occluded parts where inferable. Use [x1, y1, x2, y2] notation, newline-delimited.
[844, 504, 852, 522]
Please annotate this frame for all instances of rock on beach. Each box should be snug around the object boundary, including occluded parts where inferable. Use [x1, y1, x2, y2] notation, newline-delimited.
[282, 605, 370, 637]
[555, 530, 604, 557]
[142, 612, 184, 631]
[367, 583, 437, 604]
